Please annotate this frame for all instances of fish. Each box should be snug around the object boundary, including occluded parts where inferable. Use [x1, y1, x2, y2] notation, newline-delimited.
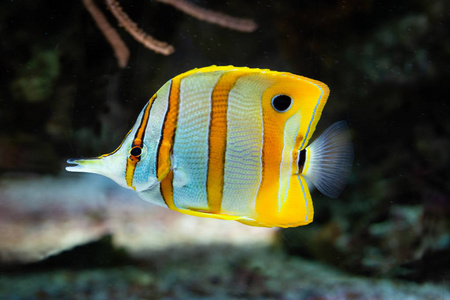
[66, 66, 353, 228]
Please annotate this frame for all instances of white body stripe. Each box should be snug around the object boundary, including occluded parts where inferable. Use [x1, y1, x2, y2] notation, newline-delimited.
[221, 76, 265, 216]
[129, 103, 153, 190]
[172, 71, 224, 210]
[147, 80, 171, 178]
[278, 113, 301, 211]
[134, 80, 171, 206]
[130, 81, 172, 195]
[297, 174, 310, 222]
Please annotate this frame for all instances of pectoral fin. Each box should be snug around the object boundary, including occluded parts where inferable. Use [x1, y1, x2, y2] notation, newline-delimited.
[302, 121, 353, 198]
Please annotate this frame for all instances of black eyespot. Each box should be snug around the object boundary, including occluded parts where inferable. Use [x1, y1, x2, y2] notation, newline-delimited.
[271, 95, 292, 112]
[130, 146, 142, 157]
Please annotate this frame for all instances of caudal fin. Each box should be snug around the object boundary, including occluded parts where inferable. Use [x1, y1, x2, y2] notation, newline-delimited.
[301, 121, 353, 198]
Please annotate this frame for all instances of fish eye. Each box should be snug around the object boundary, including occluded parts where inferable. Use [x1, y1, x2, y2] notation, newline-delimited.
[271, 95, 292, 112]
[130, 146, 142, 157]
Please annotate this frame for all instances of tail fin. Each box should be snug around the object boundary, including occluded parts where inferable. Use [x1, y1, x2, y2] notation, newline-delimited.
[301, 121, 353, 198]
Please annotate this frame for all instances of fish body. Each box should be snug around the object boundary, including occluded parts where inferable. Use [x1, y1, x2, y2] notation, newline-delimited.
[67, 66, 353, 228]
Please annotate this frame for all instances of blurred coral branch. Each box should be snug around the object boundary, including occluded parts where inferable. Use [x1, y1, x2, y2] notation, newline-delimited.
[82, 0, 130, 68]
[82, 0, 258, 68]
[106, 0, 175, 56]
[157, 0, 257, 32]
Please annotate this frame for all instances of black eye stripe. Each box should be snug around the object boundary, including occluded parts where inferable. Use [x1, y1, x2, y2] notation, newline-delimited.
[272, 95, 292, 112]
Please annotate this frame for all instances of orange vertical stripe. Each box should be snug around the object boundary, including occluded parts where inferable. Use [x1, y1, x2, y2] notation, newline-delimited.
[206, 71, 244, 213]
[156, 79, 180, 182]
[254, 91, 286, 224]
[133, 94, 157, 147]
[160, 170, 177, 210]
[125, 94, 157, 188]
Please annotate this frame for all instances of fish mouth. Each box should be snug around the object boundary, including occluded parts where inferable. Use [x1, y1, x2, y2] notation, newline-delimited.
[66, 158, 82, 172]
[65, 157, 103, 174]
